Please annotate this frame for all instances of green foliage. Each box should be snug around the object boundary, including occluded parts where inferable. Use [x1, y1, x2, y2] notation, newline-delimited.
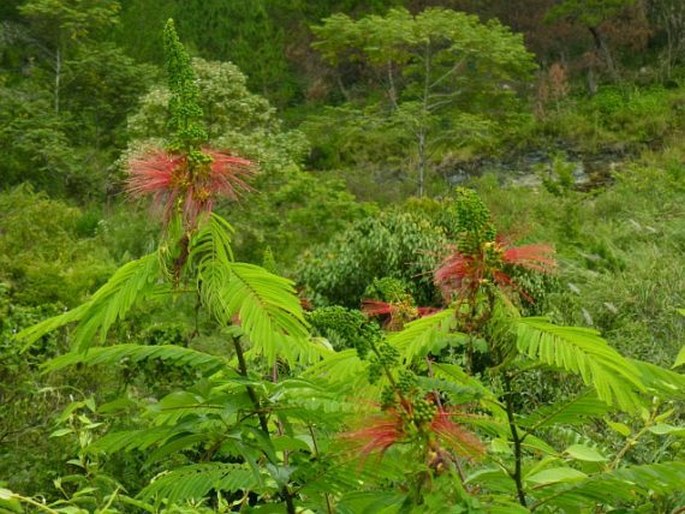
[17, 252, 162, 351]
[516, 317, 645, 411]
[308, 305, 381, 353]
[139, 463, 261, 506]
[0, 186, 113, 306]
[190, 214, 311, 365]
[19, 0, 120, 45]
[296, 209, 447, 307]
[538, 85, 685, 151]
[4, 4, 685, 512]
[546, 0, 637, 27]
[0, 1, 152, 200]
[363, 276, 413, 303]
[311, 7, 536, 195]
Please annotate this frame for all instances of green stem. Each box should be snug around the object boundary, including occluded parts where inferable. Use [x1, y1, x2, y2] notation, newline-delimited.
[503, 372, 527, 507]
[232, 336, 269, 434]
[309, 425, 334, 514]
[368, 338, 408, 405]
[232, 337, 295, 514]
[15, 495, 60, 514]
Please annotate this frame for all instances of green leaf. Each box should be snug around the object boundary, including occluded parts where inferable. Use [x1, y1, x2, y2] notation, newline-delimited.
[564, 444, 607, 462]
[527, 467, 587, 485]
[192, 216, 311, 365]
[139, 463, 262, 504]
[605, 419, 631, 437]
[43, 344, 225, 374]
[673, 345, 685, 369]
[387, 308, 457, 362]
[465, 467, 516, 494]
[520, 390, 610, 429]
[516, 318, 645, 412]
[49, 428, 73, 438]
[532, 461, 685, 511]
[629, 359, 685, 400]
[304, 349, 368, 389]
[648, 423, 685, 436]
[16, 253, 161, 351]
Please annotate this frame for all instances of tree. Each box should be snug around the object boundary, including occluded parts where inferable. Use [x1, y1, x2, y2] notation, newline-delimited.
[0, 0, 152, 199]
[545, 0, 638, 84]
[312, 7, 535, 196]
[18, 0, 120, 113]
[647, 0, 685, 79]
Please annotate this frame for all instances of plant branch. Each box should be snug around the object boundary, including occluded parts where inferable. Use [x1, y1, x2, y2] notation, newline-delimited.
[503, 372, 527, 507]
[232, 336, 296, 514]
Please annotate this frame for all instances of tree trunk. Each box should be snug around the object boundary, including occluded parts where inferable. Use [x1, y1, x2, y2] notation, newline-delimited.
[417, 129, 426, 197]
[588, 25, 619, 82]
[54, 47, 60, 114]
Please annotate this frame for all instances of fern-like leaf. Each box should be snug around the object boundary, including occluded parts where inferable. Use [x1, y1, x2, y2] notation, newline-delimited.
[519, 390, 611, 429]
[629, 358, 685, 400]
[139, 463, 262, 504]
[224, 263, 309, 363]
[72, 253, 162, 350]
[43, 344, 225, 374]
[532, 461, 685, 511]
[386, 309, 457, 363]
[191, 216, 310, 366]
[17, 253, 162, 351]
[304, 349, 369, 390]
[516, 318, 645, 412]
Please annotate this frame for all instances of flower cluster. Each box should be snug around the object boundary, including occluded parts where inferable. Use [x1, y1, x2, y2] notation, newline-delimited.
[126, 148, 253, 228]
[435, 238, 555, 302]
[361, 299, 440, 330]
[343, 400, 484, 470]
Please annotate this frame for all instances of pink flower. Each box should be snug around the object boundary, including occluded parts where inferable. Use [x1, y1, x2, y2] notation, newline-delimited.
[429, 408, 485, 461]
[361, 300, 442, 330]
[435, 240, 555, 302]
[126, 149, 253, 227]
[342, 411, 405, 457]
[342, 402, 483, 464]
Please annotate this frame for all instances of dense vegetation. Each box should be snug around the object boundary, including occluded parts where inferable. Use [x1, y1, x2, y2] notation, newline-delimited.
[1, 1, 684, 512]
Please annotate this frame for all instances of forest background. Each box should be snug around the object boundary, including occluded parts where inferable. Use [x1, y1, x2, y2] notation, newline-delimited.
[1, 0, 685, 512]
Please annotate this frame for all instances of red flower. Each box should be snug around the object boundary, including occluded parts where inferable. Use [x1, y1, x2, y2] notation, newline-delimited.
[361, 300, 441, 330]
[502, 243, 556, 273]
[360, 299, 396, 318]
[126, 149, 253, 227]
[342, 403, 483, 463]
[342, 411, 405, 457]
[429, 408, 485, 460]
[435, 240, 555, 302]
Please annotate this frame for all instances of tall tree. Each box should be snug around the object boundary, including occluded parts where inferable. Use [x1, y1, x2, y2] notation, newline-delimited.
[312, 7, 535, 196]
[545, 0, 638, 83]
[18, 0, 120, 113]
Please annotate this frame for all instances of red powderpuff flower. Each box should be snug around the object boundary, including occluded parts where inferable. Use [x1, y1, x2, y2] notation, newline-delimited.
[361, 300, 441, 329]
[502, 243, 556, 273]
[429, 408, 485, 461]
[360, 299, 396, 318]
[126, 148, 253, 227]
[342, 411, 405, 458]
[435, 241, 555, 301]
[342, 404, 483, 463]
